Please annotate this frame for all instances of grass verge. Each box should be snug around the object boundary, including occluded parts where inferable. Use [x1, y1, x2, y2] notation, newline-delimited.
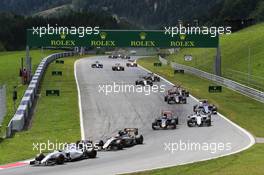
[0, 56, 80, 164]
[0, 49, 62, 135]
[125, 56, 264, 175]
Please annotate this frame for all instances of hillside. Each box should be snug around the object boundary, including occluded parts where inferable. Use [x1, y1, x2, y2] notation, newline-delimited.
[167, 23, 264, 91]
[1, 0, 264, 28]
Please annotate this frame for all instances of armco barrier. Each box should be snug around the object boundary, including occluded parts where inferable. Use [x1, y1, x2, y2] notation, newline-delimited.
[158, 56, 264, 103]
[6, 51, 75, 137]
[159, 56, 168, 65]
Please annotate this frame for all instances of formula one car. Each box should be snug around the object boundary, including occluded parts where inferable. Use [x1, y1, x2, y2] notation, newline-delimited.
[108, 55, 118, 59]
[126, 60, 137, 67]
[122, 55, 131, 59]
[30, 142, 97, 166]
[152, 110, 179, 130]
[98, 128, 143, 150]
[140, 73, 160, 82]
[135, 78, 153, 86]
[193, 99, 217, 115]
[112, 63, 125, 71]
[164, 86, 189, 101]
[91, 61, 103, 68]
[166, 93, 187, 104]
[187, 111, 212, 127]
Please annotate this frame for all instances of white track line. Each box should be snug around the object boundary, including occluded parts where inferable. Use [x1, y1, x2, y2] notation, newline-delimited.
[74, 60, 85, 140]
[122, 63, 256, 174]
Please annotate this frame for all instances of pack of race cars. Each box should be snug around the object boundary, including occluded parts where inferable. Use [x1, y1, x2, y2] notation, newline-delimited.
[31, 55, 218, 166]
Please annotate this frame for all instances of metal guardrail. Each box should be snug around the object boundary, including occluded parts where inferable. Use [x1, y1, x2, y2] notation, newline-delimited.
[159, 56, 264, 103]
[6, 51, 75, 137]
[159, 56, 168, 65]
[0, 85, 6, 125]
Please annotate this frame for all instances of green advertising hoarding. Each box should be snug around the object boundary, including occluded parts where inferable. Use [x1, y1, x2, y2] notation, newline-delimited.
[27, 29, 219, 48]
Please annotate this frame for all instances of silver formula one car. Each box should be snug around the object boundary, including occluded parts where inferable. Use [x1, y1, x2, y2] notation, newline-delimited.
[30, 142, 97, 166]
[152, 110, 179, 130]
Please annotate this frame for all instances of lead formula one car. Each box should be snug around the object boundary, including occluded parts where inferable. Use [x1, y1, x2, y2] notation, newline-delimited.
[30, 142, 97, 166]
[152, 110, 179, 130]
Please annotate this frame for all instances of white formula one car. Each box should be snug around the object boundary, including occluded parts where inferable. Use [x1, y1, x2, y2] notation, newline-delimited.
[30, 142, 97, 166]
[187, 111, 212, 127]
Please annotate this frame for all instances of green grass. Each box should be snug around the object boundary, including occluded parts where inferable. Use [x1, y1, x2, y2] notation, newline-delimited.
[126, 56, 264, 175]
[128, 144, 264, 175]
[0, 50, 62, 134]
[167, 23, 264, 90]
[0, 56, 80, 164]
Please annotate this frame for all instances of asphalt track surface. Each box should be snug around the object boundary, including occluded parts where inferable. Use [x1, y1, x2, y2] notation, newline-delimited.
[1, 56, 252, 175]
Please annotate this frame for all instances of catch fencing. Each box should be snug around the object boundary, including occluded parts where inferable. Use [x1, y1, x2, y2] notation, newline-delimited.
[159, 56, 264, 103]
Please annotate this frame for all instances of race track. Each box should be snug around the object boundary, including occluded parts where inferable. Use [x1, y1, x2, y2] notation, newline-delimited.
[1, 56, 253, 175]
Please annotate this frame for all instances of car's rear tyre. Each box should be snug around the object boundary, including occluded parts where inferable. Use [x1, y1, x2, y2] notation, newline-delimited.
[86, 149, 97, 158]
[152, 123, 157, 130]
[35, 153, 45, 161]
[55, 154, 65, 165]
[187, 121, 194, 127]
[136, 135, 144, 144]
[171, 123, 176, 129]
